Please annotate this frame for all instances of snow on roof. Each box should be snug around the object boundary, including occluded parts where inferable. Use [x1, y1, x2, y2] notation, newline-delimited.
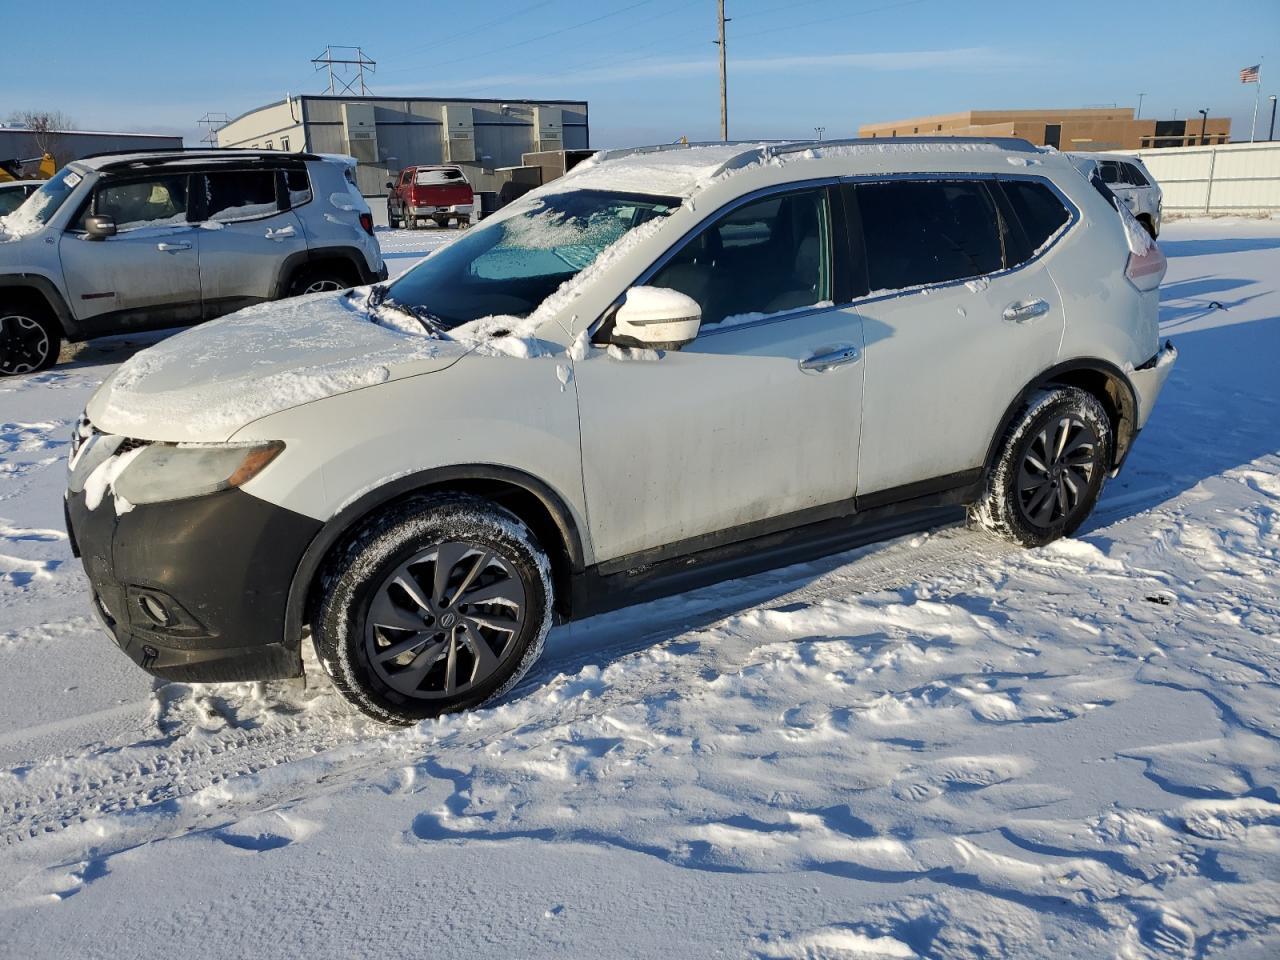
[544, 137, 1035, 200]
[546, 143, 762, 199]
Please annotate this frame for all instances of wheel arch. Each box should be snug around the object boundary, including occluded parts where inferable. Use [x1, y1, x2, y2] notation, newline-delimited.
[274, 248, 370, 299]
[983, 358, 1139, 477]
[0, 274, 81, 339]
[284, 465, 588, 656]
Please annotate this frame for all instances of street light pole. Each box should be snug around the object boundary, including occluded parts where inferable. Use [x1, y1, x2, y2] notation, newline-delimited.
[1136, 92, 1146, 119]
[1198, 109, 1209, 145]
[1270, 96, 1278, 142]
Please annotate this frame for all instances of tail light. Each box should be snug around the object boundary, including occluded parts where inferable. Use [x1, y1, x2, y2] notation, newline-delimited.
[359, 212, 374, 236]
[1126, 242, 1166, 292]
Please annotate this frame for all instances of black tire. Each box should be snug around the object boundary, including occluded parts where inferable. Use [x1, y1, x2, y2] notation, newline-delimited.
[314, 494, 554, 725]
[971, 386, 1112, 547]
[285, 265, 356, 298]
[0, 301, 61, 376]
[387, 200, 401, 229]
[433, 216, 449, 229]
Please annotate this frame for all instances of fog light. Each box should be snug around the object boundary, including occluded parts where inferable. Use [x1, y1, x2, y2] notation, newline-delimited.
[138, 594, 172, 626]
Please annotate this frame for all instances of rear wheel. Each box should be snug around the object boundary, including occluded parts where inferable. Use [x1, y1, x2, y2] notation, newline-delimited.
[286, 265, 356, 297]
[1137, 214, 1157, 239]
[0, 303, 61, 376]
[433, 215, 449, 229]
[314, 495, 554, 725]
[387, 201, 401, 229]
[971, 386, 1112, 547]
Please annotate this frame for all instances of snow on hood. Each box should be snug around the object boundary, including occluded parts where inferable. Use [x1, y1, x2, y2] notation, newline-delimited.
[87, 291, 466, 442]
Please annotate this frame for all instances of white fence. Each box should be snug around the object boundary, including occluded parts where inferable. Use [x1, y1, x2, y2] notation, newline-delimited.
[1123, 141, 1280, 216]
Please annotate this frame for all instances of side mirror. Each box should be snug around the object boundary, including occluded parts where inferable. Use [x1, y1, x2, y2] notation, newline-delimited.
[612, 286, 701, 350]
[84, 215, 116, 240]
[385, 180, 394, 190]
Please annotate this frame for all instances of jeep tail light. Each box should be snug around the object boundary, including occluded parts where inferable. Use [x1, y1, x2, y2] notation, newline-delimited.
[359, 212, 374, 236]
[1126, 242, 1166, 292]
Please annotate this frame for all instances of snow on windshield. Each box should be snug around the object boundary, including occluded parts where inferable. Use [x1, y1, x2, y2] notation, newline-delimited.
[0, 168, 80, 239]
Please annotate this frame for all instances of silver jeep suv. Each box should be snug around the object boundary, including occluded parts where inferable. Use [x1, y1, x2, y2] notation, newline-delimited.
[0, 150, 386, 375]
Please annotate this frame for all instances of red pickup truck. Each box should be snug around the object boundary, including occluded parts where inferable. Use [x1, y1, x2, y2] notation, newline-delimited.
[386, 165, 474, 229]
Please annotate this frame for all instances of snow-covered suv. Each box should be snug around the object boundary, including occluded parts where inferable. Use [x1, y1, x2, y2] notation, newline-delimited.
[0, 150, 386, 375]
[65, 137, 1175, 724]
[1068, 152, 1162, 238]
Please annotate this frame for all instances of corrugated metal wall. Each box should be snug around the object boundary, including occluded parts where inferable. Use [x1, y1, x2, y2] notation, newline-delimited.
[1128, 141, 1280, 215]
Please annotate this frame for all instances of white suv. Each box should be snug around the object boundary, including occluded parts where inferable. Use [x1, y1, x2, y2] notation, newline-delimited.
[1068, 152, 1163, 237]
[65, 137, 1175, 724]
[0, 150, 386, 375]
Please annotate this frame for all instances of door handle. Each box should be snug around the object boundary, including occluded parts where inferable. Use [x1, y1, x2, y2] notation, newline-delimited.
[266, 225, 296, 240]
[1002, 299, 1051, 324]
[800, 345, 860, 373]
[156, 241, 191, 252]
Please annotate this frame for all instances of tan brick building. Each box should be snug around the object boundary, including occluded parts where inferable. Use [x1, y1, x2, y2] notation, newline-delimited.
[858, 107, 1230, 151]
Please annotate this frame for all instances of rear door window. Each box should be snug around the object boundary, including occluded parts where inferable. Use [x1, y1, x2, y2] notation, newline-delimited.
[1000, 179, 1071, 255]
[1098, 161, 1124, 185]
[199, 170, 280, 222]
[854, 180, 1004, 291]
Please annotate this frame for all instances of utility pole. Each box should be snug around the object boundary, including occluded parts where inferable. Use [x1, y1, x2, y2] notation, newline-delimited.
[1136, 93, 1146, 119]
[716, 1, 729, 141]
[1269, 95, 1277, 141]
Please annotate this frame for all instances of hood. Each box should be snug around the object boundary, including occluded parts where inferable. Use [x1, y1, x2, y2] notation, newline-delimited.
[87, 291, 469, 442]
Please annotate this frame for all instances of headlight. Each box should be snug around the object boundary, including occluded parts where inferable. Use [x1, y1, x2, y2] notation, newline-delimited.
[112, 441, 284, 505]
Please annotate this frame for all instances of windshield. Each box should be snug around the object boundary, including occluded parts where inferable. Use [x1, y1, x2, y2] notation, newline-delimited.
[384, 189, 678, 329]
[5, 167, 82, 230]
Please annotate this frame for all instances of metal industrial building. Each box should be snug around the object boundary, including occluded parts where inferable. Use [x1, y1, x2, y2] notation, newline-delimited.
[216, 95, 590, 198]
[858, 107, 1231, 151]
[0, 127, 182, 175]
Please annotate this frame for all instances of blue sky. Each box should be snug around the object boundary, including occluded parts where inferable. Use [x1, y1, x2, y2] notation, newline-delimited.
[5, 0, 1278, 146]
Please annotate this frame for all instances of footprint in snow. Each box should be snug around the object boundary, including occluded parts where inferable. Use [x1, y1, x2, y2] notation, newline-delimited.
[891, 755, 1028, 803]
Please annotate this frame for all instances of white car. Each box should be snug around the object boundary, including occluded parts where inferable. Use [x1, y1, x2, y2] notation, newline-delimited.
[0, 180, 42, 217]
[1068, 152, 1163, 237]
[65, 137, 1176, 724]
[0, 150, 385, 375]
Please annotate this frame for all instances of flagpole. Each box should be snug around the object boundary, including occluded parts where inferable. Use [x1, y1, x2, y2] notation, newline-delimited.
[1251, 60, 1263, 142]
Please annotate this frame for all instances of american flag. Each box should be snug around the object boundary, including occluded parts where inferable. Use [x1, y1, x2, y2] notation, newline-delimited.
[1240, 64, 1260, 84]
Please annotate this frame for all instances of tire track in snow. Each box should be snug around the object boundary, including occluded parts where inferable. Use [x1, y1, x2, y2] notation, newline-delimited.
[0, 521, 1014, 847]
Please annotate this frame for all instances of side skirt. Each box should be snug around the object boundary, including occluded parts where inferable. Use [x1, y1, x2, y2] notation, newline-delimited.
[569, 471, 981, 620]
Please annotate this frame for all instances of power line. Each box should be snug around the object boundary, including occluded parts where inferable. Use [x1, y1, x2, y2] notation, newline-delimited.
[423, 0, 660, 74]
[380, 0, 559, 70]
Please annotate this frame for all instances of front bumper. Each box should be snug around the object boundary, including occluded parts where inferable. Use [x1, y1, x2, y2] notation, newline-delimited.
[1131, 339, 1177, 430]
[65, 486, 321, 683]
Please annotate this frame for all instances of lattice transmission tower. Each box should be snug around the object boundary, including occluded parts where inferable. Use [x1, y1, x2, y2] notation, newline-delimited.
[312, 46, 376, 95]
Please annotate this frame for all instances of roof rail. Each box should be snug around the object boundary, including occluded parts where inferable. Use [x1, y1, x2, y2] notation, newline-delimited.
[81, 146, 321, 166]
[766, 135, 1041, 156]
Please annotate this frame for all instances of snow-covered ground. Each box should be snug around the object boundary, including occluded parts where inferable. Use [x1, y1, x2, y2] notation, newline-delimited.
[1, 220, 1277, 959]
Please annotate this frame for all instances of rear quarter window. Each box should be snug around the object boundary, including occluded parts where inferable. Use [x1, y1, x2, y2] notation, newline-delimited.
[1001, 179, 1071, 255]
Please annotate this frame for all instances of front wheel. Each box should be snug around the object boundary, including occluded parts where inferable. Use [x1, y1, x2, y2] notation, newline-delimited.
[314, 495, 554, 725]
[0, 306, 61, 376]
[971, 386, 1112, 547]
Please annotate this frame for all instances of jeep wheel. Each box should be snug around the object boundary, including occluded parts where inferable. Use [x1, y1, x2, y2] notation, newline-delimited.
[314, 494, 554, 725]
[286, 267, 355, 297]
[0, 306, 61, 376]
[971, 386, 1112, 547]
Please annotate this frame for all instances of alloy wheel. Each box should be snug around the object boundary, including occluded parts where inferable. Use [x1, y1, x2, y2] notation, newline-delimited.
[1016, 415, 1099, 529]
[364, 541, 527, 700]
[302, 279, 346, 294]
[0, 314, 50, 375]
